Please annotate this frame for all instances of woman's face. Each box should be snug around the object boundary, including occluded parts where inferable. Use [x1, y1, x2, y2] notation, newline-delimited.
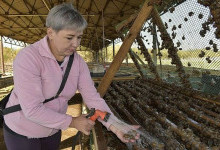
[47, 28, 83, 61]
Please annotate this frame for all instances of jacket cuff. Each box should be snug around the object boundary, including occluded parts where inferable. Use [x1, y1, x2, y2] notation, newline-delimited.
[60, 115, 72, 130]
[98, 115, 116, 130]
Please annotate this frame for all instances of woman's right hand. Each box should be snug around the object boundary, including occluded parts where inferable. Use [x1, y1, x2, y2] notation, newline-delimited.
[69, 114, 95, 135]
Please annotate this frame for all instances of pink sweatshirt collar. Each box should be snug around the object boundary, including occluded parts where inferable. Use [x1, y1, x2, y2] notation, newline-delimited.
[39, 36, 70, 67]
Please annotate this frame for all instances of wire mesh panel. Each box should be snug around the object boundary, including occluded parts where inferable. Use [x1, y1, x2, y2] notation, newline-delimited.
[138, 0, 220, 98]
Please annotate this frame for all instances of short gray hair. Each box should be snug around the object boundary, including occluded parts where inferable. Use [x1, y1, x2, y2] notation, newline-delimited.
[46, 3, 87, 32]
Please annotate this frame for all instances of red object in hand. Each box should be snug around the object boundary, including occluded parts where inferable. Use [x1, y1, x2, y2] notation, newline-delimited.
[87, 108, 110, 122]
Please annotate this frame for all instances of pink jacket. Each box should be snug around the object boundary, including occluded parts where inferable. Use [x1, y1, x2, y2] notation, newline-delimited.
[4, 36, 115, 138]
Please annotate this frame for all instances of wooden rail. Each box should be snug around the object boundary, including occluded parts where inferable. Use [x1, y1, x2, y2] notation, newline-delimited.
[0, 76, 13, 89]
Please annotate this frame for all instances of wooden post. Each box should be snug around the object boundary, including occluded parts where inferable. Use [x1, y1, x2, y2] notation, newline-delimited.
[112, 40, 115, 58]
[0, 36, 5, 75]
[152, 23, 157, 65]
[97, 0, 153, 97]
[93, 122, 107, 150]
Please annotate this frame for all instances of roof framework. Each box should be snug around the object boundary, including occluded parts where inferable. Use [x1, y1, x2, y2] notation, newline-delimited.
[0, 0, 184, 52]
[0, 0, 146, 51]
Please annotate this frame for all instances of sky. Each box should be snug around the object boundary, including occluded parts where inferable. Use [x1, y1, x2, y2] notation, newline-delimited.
[3, 38, 25, 50]
[140, 0, 220, 50]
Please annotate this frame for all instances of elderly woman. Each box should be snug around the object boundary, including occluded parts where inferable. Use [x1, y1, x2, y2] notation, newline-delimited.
[3, 3, 139, 150]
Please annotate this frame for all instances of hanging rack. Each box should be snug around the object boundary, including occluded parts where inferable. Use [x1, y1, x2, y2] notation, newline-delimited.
[102, 8, 105, 64]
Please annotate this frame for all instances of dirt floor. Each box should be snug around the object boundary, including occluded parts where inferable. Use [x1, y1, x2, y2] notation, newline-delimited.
[60, 104, 82, 150]
[0, 103, 83, 150]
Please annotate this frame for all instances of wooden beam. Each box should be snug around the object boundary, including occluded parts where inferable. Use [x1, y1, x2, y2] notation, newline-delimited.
[129, 49, 146, 77]
[0, 26, 115, 30]
[76, 0, 79, 10]
[3, 13, 134, 16]
[41, 0, 50, 11]
[136, 34, 161, 80]
[0, 77, 14, 89]
[1, 14, 47, 17]
[1, 0, 40, 37]
[152, 6, 191, 87]
[97, 0, 153, 97]
[93, 122, 107, 150]
[152, 23, 157, 65]
[22, 0, 45, 25]
[115, 13, 138, 33]
[132, 49, 147, 67]
[92, 76, 137, 83]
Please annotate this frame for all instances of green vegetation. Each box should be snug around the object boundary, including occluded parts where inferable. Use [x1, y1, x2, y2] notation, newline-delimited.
[104, 45, 219, 60]
[101, 44, 220, 71]
[2, 45, 220, 71]
[2, 47, 20, 63]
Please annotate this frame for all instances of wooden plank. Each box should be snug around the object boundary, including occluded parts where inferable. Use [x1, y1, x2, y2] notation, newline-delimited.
[92, 76, 137, 83]
[97, 0, 153, 97]
[93, 122, 107, 150]
[0, 76, 13, 89]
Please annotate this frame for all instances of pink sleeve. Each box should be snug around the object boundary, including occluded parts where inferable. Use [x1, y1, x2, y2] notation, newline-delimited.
[13, 50, 72, 130]
[77, 57, 117, 129]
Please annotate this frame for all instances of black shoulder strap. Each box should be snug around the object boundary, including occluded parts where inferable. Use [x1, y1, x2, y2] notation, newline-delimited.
[43, 53, 74, 103]
[3, 53, 74, 115]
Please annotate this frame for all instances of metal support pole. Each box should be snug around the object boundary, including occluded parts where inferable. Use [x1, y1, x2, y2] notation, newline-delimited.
[105, 47, 108, 62]
[113, 40, 115, 58]
[96, 51, 99, 63]
[0, 36, 5, 75]
[126, 54, 128, 66]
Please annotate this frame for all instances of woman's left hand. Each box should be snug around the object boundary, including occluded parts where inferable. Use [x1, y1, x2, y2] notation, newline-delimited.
[109, 124, 140, 143]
